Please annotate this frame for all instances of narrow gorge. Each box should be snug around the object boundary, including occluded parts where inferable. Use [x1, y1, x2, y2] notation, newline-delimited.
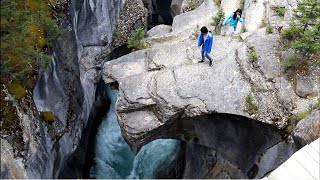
[1, 0, 319, 179]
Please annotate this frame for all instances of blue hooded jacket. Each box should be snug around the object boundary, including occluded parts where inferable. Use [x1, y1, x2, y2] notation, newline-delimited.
[223, 12, 244, 28]
[198, 31, 214, 53]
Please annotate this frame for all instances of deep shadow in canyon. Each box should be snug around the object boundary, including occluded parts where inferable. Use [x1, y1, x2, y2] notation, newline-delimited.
[143, 0, 174, 29]
[58, 44, 132, 178]
[159, 113, 297, 178]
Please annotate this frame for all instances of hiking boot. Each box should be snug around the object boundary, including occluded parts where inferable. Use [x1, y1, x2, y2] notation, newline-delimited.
[198, 60, 205, 63]
[209, 61, 213, 67]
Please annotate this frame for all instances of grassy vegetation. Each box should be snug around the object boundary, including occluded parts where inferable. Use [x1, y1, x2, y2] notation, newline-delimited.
[211, 9, 225, 35]
[213, 0, 221, 6]
[279, 99, 319, 139]
[266, 25, 273, 34]
[281, 0, 319, 54]
[150, 36, 177, 45]
[189, 0, 198, 10]
[0, 0, 65, 156]
[239, 0, 245, 11]
[260, 17, 267, 28]
[245, 94, 258, 115]
[275, 6, 285, 19]
[1, 0, 64, 84]
[40, 111, 55, 124]
[280, 54, 298, 73]
[248, 48, 258, 62]
[127, 28, 147, 51]
[241, 24, 247, 33]
[112, 31, 121, 39]
[191, 25, 200, 40]
[6, 82, 27, 100]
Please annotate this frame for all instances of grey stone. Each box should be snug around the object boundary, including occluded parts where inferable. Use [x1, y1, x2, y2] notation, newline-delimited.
[171, 114, 289, 178]
[268, 0, 298, 28]
[170, 0, 183, 17]
[117, 71, 157, 111]
[182, 143, 245, 178]
[4, 0, 129, 176]
[1, 139, 26, 179]
[112, 0, 147, 48]
[172, 0, 217, 34]
[293, 110, 320, 148]
[103, 33, 293, 161]
[181, 0, 205, 13]
[240, 31, 253, 41]
[146, 40, 194, 70]
[236, 34, 287, 126]
[221, 0, 240, 19]
[255, 141, 297, 178]
[147, 25, 172, 37]
[280, 49, 295, 62]
[103, 50, 147, 83]
[274, 77, 296, 111]
[295, 74, 316, 98]
[243, 0, 266, 32]
[245, 29, 282, 80]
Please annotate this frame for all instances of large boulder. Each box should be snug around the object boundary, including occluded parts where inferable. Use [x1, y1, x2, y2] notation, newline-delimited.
[147, 25, 172, 37]
[103, 31, 295, 173]
[170, 0, 183, 17]
[295, 74, 317, 98]
[293, 110, 320, 148]
[172, 0, 217, 34]
[100, 0, 318, 178]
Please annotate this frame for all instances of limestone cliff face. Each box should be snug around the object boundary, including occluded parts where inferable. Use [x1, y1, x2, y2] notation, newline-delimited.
[102, 0, 319, 178]
[74, 0, 125, 46]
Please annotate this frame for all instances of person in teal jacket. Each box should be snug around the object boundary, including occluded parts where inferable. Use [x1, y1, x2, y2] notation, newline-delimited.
[223, 9, 244, 42]
[198, 26, 214, 67]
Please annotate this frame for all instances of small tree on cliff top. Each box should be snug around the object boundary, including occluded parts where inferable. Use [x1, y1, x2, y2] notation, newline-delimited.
[281, 0, 320, 55]
[127, 28, 146, 51]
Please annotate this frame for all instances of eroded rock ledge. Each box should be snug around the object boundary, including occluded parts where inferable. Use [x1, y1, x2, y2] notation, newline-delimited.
[102, 0, 319, 178]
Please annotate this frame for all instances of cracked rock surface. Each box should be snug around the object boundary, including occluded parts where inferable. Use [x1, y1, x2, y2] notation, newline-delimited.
[103, 0, 318, 153]
[102, 0, 318, 178]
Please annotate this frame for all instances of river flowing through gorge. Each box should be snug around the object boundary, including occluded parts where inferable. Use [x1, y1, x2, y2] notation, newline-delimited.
[89, 85, 181, 179]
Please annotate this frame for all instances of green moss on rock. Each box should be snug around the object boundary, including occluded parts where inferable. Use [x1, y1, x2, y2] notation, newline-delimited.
[40, 111, 55, 124]
[7, 82, 26, 100]
[245, 94, 258, 115]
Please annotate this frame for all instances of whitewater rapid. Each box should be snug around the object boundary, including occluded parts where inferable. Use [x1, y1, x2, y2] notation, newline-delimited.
[90, 85, 180, 179]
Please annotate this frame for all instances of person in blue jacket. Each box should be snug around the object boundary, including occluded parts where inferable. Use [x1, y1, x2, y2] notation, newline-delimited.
[198, 26, 214, 67]
[223, 9, 244, 42]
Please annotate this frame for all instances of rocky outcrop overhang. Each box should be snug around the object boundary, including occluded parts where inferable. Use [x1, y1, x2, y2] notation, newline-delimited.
[102, 0, 319, 176]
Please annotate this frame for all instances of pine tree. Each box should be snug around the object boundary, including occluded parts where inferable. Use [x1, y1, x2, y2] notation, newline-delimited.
[127, 28, 146, 50]
[281, 0, 320, 55]
[0, 0, 64, 85]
